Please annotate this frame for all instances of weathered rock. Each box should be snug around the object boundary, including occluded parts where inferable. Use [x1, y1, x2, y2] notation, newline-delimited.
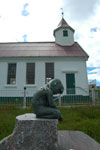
[58, 131, 100, 150]
[0, 113, 58, 150]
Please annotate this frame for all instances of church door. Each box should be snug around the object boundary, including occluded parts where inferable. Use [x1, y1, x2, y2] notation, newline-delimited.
[66, 73, 75, 94]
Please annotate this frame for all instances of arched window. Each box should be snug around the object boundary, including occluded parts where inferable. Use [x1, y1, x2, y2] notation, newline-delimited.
[63, 30, 68, 37]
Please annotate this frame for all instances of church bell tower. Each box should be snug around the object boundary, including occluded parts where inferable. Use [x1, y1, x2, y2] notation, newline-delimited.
[53, 17, 75, 46]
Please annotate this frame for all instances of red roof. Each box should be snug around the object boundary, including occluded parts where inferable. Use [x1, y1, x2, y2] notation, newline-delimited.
[0, 42, 89, 58]
[57, 17, 70, 28]
[53, 18, 75, 36]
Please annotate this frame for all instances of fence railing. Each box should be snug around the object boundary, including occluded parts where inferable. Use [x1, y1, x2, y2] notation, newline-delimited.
[60, 87, 100, 106]
[0, 89, 33, 107]
[0, 87, 100, 107]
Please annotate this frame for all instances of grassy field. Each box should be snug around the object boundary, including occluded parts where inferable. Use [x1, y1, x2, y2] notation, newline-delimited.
[0, 105, 100, 144]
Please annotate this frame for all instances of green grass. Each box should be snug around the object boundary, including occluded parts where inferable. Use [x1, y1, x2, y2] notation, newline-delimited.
[0, 105, 100, 144]
[59, 106, 100, 143]
[0, 105, 33, 140]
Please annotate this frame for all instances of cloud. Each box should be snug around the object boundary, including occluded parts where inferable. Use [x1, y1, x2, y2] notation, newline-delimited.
[90, 27, 98, 32]
[88, 67, 100, 85]
[87, 67, 97, 72]
[21, 3, 30, 16]
[88, 68, 100, 74]
[62, 0, 100, 21]
[72, 4, 100, 69]
[23, 34, 27, 42]
[0, 0, 63, 42]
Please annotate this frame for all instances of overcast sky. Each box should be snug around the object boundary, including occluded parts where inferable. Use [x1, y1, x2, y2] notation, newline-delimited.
[0, 0, 100, 85]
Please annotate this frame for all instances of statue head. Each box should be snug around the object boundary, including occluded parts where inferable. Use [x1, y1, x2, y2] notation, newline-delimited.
[47, 79, 64, 94]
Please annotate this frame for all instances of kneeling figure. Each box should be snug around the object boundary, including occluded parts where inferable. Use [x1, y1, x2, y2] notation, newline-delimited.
[32, 79, 64, 121]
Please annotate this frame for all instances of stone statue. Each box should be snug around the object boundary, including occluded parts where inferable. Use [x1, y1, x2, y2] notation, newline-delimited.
[32, 79, 64, 121]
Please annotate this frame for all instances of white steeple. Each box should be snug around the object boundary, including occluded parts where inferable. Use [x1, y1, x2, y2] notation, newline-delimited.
[53, 17, 75, 46]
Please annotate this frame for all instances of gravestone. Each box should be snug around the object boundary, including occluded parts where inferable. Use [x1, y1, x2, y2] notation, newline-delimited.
[0, 113, 58, 150]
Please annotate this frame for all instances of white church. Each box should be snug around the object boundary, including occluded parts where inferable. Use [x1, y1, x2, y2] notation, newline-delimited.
[0, 17, 89, 101]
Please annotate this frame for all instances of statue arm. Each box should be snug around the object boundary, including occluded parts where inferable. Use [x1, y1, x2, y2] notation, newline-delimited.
[47, 89, 57, 108]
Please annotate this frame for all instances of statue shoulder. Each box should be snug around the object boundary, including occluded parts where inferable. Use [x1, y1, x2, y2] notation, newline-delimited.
[40, 87, 52, 94]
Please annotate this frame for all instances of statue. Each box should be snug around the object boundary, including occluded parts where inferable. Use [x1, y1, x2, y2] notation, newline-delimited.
[32, 79, 64, 121]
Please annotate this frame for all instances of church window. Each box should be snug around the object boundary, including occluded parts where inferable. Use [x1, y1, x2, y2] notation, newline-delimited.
[7, 63, 16, 84]
[63, 30, 68, 37]
[26, 63, 35, 84]
[45, 63, 54, 83]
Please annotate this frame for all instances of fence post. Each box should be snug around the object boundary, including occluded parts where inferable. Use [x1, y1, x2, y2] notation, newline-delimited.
[92, 85, 95, 105]
[23, 87, 26, 109]
[58, 94, 61, 107]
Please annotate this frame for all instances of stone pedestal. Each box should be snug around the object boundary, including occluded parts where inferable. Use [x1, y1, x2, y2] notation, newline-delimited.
[0, 113, 58, 150]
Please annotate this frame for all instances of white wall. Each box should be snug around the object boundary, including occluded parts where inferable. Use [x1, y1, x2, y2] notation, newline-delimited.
[54, 57, 89, 95]
[0, 62, 8, 89]
[0, 56, 89, 96]
[55, 28, 74, 46]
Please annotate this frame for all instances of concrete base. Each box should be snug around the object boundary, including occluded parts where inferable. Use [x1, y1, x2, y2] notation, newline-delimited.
[58, 131, 100, 150]
[0, 113, 58, 150]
